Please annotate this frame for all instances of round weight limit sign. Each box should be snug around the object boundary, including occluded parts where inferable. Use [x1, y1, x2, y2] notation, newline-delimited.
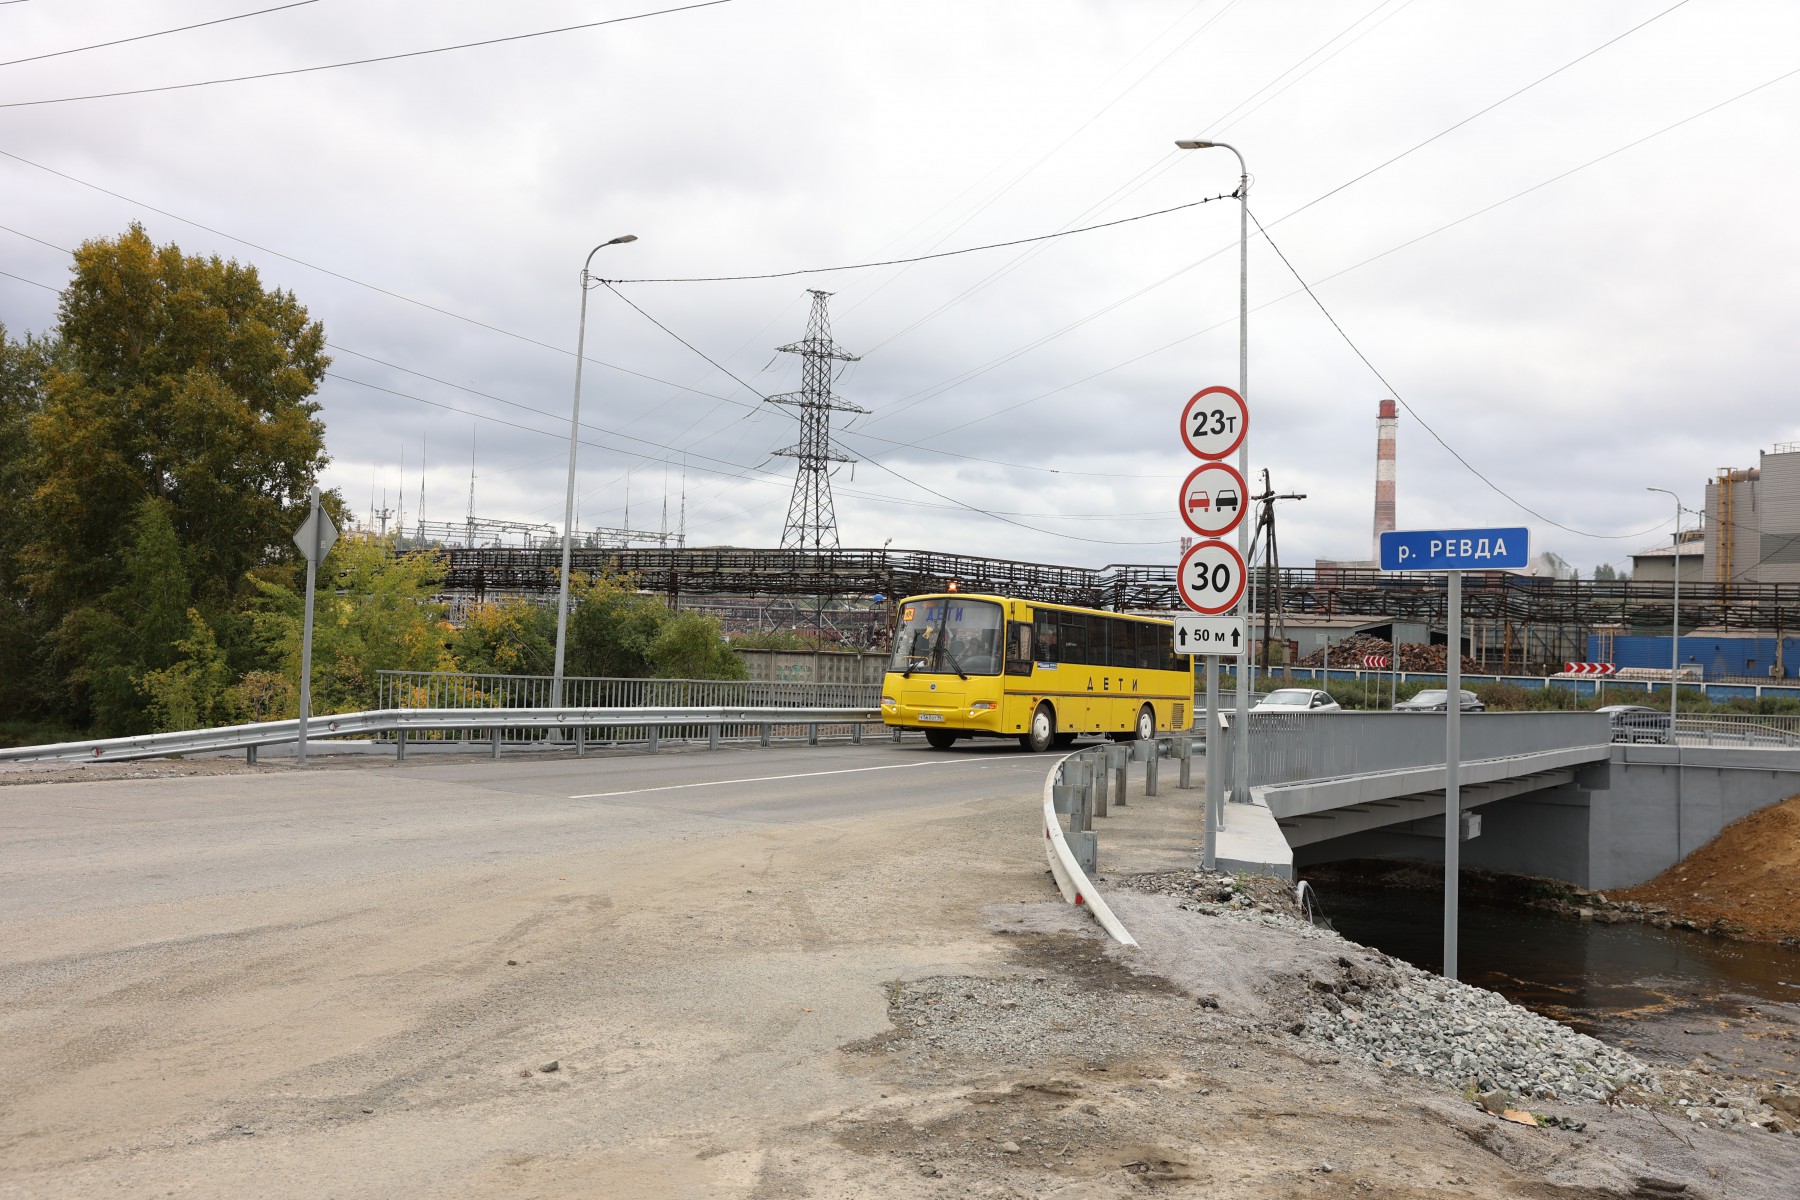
[1179, 385, 1249, 461]
[1178, 461, 1247, 539]
[1177, 539, 1247, 615]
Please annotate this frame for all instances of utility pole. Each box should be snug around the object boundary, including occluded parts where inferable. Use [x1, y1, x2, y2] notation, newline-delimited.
[1247, 469, 1305, 674]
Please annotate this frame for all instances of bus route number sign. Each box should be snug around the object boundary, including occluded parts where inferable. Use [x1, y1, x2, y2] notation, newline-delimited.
[1179, 385, 1249, 461]
[1177, 539, 1247, 615]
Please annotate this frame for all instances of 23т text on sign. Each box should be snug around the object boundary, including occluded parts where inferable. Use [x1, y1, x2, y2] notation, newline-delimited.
[1379, 528, 1529, 572]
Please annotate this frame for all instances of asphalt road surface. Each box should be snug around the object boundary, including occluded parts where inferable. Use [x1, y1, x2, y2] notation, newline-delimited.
[0, 738, 1053, 1197]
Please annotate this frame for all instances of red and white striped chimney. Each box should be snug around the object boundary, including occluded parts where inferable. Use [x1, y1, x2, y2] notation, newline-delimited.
[1373, 399, 1397, 558]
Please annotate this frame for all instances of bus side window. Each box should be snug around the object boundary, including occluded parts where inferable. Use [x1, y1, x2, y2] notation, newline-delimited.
[1005, 622, 1034, 675]
[1109, 618, 1134, 669]
[1060, 615, 1086, 664]
[1160, 623, 1180, 673]
[1034, 612, 1058, 662]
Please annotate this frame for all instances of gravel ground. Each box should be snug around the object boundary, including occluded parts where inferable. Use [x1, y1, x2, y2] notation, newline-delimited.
[1111, 868, 1796, 1135]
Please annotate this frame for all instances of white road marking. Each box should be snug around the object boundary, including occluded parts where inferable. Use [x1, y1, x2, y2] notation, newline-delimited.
[568, 757, 992, 800]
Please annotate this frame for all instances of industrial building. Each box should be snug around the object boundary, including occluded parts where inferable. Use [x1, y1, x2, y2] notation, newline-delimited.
[1629, 530, 1703, 585]
[1702, 442, 1800, 587]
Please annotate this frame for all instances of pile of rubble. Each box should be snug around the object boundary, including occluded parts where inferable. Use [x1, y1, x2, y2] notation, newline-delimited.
[1298, 634, 1479, 674]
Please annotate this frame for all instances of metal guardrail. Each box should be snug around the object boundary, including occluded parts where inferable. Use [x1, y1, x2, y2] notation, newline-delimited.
[0, 706, 882, 764]
[376, 670, 881, 712]
[1209, 711, 1613, 790]
[1673, 716, 1800, 748]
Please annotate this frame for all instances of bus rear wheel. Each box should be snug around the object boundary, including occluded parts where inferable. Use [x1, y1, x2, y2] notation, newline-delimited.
[1134, 704, 1155, 741]
[1020, 704, 1055, 753]
[925, 729, 959, 750]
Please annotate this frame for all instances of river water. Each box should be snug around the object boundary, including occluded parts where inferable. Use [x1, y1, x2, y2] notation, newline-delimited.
[1318, 884, 1800, 1080]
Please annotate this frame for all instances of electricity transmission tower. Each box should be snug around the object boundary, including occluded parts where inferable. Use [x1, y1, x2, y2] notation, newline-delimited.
[772, 291, 866, 551]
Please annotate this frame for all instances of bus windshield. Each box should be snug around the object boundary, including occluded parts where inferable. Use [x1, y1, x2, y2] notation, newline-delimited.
[889, 598, 1003, 677]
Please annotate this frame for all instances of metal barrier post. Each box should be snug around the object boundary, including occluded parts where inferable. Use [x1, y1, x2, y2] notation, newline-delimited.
[708, 723, 720, 751]
[395, 729, 406, 762]
[1093, 750, 1110, 817]
[851, 722, 862, 745]
[760, 723, 771, 747]
[808, 722, 819, 746]
[1145, 744, 1159, 797]
[490, 729, 501, 759]
[1176, 738, 1192, 789]
[246, 744, 257, 766]
[649, 724, 660, 753]
[1110, 743, 1129, 807]
[576, 727, 585, 757]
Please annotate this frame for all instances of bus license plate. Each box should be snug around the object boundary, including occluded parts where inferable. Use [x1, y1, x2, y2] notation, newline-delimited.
[918, 713, 944, 722]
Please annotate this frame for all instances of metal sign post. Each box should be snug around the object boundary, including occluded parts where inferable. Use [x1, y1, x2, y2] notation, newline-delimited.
[1177, 385, 1250, 871]
[1173, 615, 1244, 870]
[1378, 526, 1528, 981]
[292, 486, 338, 766]
[1444, 568, 1461, 980]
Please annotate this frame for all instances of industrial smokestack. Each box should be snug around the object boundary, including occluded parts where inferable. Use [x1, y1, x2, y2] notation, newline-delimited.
[1373, 399, 1397, 558]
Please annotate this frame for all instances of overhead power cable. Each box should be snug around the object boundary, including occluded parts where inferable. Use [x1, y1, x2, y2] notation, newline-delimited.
[600, 194, 1235, 284]
[889, 56, 1800, 448]
[852, 454, 1169, 547]
[1272, 0, 1696, 229]
[0, 0, 738, 109]
[0, 1, 318, 69]
[1247, 207, 1670, 543]
[0, 267, 55, 290]
[598, 283, 771, 402]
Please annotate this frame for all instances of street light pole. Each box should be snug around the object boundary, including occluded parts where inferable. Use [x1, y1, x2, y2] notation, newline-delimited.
[1647, 487, 1681, 729]
[1176, 138, 1250, 807]
[552, 234, 639, 709]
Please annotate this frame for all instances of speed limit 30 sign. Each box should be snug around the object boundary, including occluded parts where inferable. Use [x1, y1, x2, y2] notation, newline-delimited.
[1177, 539, 1247, 615]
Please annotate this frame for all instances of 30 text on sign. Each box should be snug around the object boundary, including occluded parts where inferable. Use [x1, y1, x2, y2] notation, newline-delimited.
[1179, 385, 1248, 461]
[1178, 461, 1247, 539]
[1177, 539, 1247, 615]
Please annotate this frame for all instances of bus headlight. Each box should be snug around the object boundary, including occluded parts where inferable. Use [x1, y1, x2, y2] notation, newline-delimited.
[881, 696, 896, 707]
[970, 701, 995, 711]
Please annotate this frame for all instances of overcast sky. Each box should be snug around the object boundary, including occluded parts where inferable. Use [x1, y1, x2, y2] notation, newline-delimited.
[4, 0, 1798, 575]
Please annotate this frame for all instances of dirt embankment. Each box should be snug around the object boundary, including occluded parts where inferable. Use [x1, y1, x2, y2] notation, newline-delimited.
[1614, 795, 1800, 944]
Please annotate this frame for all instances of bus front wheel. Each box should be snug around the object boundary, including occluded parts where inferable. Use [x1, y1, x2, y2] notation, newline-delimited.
[1134, 704, 1155, 741]
[925, 729, 958, 750]
[1020, 704, 1055, 753]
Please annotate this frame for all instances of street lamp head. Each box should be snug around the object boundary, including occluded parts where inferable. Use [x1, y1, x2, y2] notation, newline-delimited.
[607, 234, 638, 245]
[1175, 139, 1216, 149]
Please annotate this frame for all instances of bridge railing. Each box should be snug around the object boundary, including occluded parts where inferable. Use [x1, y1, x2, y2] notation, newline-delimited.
[1213, 711, 1613, 790]
[0, 705, 884, 764]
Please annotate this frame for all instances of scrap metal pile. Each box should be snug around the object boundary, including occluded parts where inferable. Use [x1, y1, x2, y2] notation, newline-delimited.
[1300, 634, 1480, 674]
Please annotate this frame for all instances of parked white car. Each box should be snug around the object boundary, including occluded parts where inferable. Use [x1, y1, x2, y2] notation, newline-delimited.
[1254, 688, 1341, 712]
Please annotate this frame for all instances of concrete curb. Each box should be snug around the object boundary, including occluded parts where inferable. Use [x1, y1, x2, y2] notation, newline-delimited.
[1041, 748, 1138, 947]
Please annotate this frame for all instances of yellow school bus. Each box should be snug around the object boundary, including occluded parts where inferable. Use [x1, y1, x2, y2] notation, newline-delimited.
[881, 592, 1194, 751]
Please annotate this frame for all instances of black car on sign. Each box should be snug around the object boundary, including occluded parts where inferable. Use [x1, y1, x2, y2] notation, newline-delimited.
[1595, 704, 1672, 744]
[1394, 688, 1485, 713]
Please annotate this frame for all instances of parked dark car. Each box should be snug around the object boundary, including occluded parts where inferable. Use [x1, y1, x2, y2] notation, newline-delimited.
[1394, 688, 1485, 713]
[1596, 704, 1672, 744]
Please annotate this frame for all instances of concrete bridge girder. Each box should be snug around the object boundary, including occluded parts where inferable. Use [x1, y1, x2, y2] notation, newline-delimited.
[1272, 767, 1581, 849]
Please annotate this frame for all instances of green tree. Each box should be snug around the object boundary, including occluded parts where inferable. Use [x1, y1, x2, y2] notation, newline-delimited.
[246, 533, 454, 714]
[0, 325, 58, 719]
[649, 611, 748, 680]
[451, 598, 555, 676]
[137, 608, 237, 732]
[565, 572, 669, 678]
[69, 498, 195, 734]
[22, 225, 329, 720]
